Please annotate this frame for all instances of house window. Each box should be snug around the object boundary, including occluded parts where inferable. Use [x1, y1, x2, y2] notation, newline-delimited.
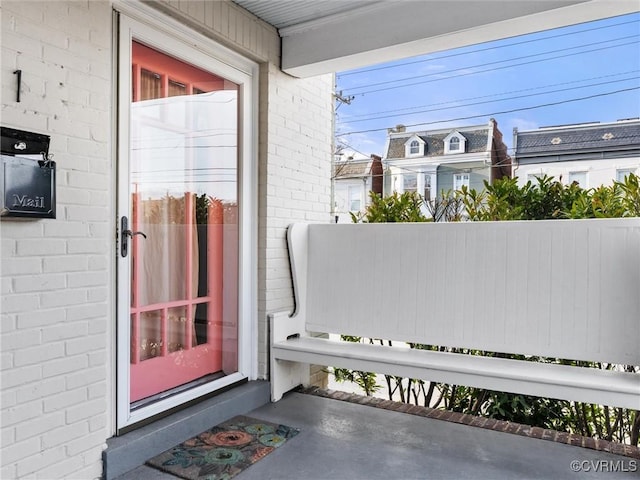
[404, 173, 418, 192]
[527, 173, 545, 184]
[568, 171, 587, 187]
[384, 167, 393, 196]
[444, 131, 466, 154]
[405, 136, 424, 157]
[616, 168, 636, 182]
[349, 186, 361, 211]
[453, 173, 470, 191]
[424, 174, 432, 200]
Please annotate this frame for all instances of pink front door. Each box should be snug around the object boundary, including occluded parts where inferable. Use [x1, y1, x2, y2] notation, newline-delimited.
[126, 41, 239, 403]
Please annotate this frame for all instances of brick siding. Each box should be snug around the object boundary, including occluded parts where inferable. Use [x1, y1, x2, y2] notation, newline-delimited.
[257, 64, 334, 379]
[1, 1, 112, 478]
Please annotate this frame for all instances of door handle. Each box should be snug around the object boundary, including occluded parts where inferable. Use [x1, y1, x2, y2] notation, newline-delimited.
[125, 230, 147, 238]
[120, 216, 146, 257]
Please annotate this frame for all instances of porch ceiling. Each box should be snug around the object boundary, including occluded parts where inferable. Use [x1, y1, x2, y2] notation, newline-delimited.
[232, 0, 639, 77]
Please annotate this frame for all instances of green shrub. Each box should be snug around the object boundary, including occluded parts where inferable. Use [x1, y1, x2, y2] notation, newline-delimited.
[332, 173, 639, 446]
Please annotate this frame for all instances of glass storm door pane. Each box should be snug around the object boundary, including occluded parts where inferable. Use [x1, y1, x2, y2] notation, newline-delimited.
[128, 41, 239, 404]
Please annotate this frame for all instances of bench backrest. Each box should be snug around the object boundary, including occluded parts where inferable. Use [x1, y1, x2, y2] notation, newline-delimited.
[288, 219, 640, 366]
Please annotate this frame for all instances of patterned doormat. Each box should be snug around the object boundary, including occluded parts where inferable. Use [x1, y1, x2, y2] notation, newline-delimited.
[146, 415, 300, 480]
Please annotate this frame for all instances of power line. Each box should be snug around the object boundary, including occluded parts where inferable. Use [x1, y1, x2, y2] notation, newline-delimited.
[335, 142, 371, 160]
[131, 145, 237, 151]
[131, 180, 237, 185]
[347, 40, 639, 96]
[132, 167, 237, 174]
[337, 18, 640, 78]
[338, 87, 640, 136]
[344, 35, 637, 94]
[338, 76, 639, 126]
[339, 71, 640, 121]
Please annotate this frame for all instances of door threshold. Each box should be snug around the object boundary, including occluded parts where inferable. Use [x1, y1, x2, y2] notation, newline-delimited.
[104, 380, 270, 480]
[130, 371, 227, 411]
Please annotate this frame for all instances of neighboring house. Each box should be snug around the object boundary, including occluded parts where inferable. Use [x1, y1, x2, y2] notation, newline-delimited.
[513, 119, 640, 188]
[383, 119, 511, 203]
[0, 1, 633, 479]
[333, 154, 383, 222]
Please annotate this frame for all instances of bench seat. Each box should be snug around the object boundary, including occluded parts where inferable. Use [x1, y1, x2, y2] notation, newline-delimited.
[272, 335, 639, 409]
[269, 220, 640, 410]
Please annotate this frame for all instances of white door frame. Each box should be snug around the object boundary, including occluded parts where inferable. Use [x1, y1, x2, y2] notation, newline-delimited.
[114, 6, 258, 429]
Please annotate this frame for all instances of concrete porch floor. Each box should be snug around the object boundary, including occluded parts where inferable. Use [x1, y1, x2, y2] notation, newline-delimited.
[116, 390, 639, 480]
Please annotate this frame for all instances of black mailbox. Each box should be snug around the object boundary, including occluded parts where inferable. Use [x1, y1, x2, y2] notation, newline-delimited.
[1, 127, 55, 219]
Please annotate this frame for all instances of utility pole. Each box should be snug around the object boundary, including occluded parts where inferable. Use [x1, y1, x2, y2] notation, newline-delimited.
[331, 86, 355, 222]
[334, 90, 354, 107]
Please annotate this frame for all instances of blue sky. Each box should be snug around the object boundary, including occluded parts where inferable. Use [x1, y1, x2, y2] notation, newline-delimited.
[335, 11, 640, 158]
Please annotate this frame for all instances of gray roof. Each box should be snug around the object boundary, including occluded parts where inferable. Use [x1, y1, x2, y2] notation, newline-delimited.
[386, 128, 490, 159]
[515, 120, 640, 157]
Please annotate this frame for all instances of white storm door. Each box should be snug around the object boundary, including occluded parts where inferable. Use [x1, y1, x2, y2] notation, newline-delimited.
[116, 12, 257, 429]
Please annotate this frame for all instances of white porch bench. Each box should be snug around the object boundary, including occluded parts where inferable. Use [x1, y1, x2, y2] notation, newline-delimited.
[270, 219, 640, 410]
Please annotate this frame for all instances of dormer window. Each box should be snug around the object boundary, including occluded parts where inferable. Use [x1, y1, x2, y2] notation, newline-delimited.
[404, 135, 426, 157]
[444, 131, 467, 154]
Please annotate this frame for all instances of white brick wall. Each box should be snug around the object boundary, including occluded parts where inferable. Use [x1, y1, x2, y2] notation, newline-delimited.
[1, 1, 111, 479]
[257, 64, 334, 378]
[1, 0, 334, 478]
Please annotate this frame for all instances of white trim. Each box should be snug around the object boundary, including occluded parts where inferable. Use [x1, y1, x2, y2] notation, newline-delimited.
[115, 9, 258, 429]
[381, 136, 392, 163]
[404, 134, 425, 157]
[453, 172, 470, 191]
[125, 373, 248, 426]
[616, 167, 638, 182]
[107, 9, 119, 437]
[487, 123, 495, 155]
[115, 11, 133, 432]
[113, 0, 256, 76]
[444, 131, 467, 155]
